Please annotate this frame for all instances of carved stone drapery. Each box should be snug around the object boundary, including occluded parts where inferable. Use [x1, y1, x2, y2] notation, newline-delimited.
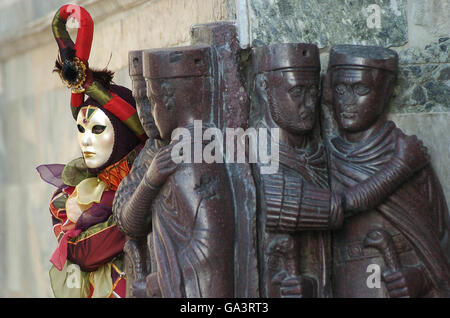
[114, 24, 450, 298]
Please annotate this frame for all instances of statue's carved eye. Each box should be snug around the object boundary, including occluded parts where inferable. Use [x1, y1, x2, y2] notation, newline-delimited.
[92, 125, 107, 134]
[353, 83, 370, 96]
[335, 84, 346, 95]
[309, 85, 318, 96]
[77, 124, 85, 133]
[289, 86, 304, 98]
[161, 82, 175, 97]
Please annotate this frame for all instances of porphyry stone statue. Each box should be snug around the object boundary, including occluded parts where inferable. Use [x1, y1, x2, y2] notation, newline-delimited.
[249, 42, 440, 298]
[116, 45, 235, 297]
[325, 45, 450, 298]
[249, 43, 340, 298]
[112, 49, 166, 298]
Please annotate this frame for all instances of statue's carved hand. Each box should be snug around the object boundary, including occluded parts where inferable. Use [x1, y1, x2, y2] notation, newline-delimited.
[394, 134, 430, 172]
[145, 142, 183, 188]
[131, 279, 147, 298]
[146, 272, 162, 298]
[278, 275, 316, 298]
[382, 266, 425, 298]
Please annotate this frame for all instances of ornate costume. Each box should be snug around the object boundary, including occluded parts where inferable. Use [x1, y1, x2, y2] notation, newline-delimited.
[38, 145, 140, 297]
[37, 5, 146, 298]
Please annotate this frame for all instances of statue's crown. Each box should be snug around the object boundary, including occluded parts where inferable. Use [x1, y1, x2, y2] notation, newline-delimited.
[329, 45, 398, 73]
[143, 45, 211, 79]
[129, 50, 145, 77]
[252, 43, 320, 74]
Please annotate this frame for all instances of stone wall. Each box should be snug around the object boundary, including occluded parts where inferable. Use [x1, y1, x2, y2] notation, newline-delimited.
[237, 0, 450, 206]
[0, 0, 235, 297]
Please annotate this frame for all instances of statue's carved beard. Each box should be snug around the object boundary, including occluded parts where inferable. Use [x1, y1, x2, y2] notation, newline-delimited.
[268, 96, 315, 135]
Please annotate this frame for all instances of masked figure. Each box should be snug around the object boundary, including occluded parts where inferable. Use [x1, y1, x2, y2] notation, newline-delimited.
[325, 45, 450, 297]
[37, 5, 146, 298]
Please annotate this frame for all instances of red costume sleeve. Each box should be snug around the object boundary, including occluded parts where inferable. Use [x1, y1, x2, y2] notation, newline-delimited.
[67, 216, 126, 272]
[49, 187, 126, 272]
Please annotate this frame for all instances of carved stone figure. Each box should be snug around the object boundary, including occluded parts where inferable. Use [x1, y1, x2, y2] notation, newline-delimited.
[325, 45, 450, 298]
[115, 45, 235, 297]
[112, 50, 166, 298]
[191, 23, 259, 297]
[250, 43, 341, 298]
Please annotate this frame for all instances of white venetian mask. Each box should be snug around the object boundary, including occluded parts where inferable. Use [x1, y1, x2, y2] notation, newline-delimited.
[76, 106, 115, 169]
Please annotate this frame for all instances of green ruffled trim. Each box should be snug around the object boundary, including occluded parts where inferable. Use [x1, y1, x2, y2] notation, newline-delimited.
[49, 260, 91, 298]
[62, 144, 141, 188]
[62, 157, 96, 187]
[52, 194, 68, 209]
[90, 262, 114, 298]
[49, 260, 117, 298]
[68, 214, 116, 244]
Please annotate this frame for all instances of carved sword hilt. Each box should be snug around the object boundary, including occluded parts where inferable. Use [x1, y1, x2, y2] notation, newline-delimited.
[364, 229, 401, 272]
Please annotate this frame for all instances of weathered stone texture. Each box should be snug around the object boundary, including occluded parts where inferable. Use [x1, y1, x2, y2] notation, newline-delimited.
[407, 0, 450, 48]
[248, 0, 408, 48]
[390, 38, 450, 113]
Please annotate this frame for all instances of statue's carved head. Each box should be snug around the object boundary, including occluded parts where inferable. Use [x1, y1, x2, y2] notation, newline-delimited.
[327, 45, 398, 133]
[129, 50, 159, 140]
[143, 46, 212, 141]
[252, 43, 321, 136]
